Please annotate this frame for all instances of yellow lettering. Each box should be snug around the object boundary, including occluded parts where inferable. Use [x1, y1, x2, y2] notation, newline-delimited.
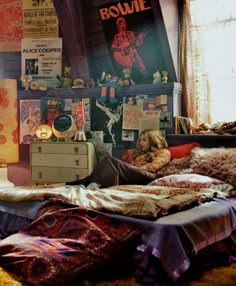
[99, 0, 152, 20]
[99, 8, 110, 20]
[139, 0, 152, 11]
[117, 2, 135, 15]
[109, 6, 120, 18]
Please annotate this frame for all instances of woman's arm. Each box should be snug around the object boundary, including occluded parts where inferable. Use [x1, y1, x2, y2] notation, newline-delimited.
[133, 149, 171, 173]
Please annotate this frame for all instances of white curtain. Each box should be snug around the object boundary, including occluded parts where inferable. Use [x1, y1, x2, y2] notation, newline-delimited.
[181, 0, 236, 125]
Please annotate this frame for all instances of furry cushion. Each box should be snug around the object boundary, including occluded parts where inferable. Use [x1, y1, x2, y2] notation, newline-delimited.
[148, 174, 234, 194]
[189, 147, 236, 188]
[157, 156, 193, 177]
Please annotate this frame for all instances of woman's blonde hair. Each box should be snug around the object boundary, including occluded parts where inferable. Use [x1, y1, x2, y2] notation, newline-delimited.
[132, 129, 168, 159]
[139, 129, 168, 149]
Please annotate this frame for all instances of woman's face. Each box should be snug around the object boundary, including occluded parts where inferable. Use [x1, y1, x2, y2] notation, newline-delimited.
[139, 134, 150, 152]
[47, 108, 60, 125]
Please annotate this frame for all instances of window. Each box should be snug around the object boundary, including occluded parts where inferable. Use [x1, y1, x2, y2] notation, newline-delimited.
[181, 0, 236, 126]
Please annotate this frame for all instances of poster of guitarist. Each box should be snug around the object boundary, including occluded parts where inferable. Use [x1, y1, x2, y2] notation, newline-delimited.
[99, 0, 168, 84]
[111, 17, 148, 77]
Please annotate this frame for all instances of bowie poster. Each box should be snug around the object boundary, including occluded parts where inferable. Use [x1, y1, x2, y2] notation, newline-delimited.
[21, 37, 62, 88]
[98, 0, 165, 84]
[23, 0, 58, 38]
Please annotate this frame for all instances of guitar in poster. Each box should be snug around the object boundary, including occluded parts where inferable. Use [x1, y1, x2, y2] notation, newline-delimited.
[98, 0, 166, 83]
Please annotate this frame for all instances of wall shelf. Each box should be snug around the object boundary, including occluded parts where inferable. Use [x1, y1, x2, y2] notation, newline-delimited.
[17, 82, 182, 100]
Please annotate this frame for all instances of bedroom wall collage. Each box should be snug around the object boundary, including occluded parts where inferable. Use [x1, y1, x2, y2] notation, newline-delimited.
[0, 0, 181, 186]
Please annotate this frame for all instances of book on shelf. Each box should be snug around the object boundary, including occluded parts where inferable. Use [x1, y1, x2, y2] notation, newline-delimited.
[174, 116, 193, 134]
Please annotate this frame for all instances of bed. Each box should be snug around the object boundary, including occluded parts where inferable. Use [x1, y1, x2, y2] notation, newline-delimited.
[0, 135, 235, 285]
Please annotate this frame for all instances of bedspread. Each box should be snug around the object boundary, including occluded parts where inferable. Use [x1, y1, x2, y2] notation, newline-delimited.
[109, 197, 236, 281]
[0, 184, 218, 218]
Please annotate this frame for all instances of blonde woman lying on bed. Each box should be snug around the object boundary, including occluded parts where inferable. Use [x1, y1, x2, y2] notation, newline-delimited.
[67, 129, 171, 188]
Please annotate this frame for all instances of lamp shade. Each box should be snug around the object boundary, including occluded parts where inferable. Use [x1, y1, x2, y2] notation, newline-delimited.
[0, 79, 19, 164]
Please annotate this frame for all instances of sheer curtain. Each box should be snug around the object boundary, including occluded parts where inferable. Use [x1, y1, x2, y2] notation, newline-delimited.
[180, 0, 236, 126]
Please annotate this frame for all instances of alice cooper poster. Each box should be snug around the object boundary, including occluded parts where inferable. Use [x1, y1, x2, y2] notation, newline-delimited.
[98, 0, 168, 84]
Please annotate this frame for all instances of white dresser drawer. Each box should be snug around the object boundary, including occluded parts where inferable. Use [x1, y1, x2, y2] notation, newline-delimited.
[31, 166, 89, 183]
[31, 142, 88, 154]
[30, 141, 97, 184]
[31, 153, 88, 168]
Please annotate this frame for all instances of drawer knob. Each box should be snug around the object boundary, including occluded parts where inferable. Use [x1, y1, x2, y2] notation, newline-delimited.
[38, 146, 42, 153]
[75, 159, 79, 166]
[75, 174, 80, 180]
[38, 172, 42, 179]
[74, 147, 79, 153]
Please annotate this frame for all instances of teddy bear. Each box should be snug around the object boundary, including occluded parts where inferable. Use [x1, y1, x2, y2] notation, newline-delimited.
[119, 68, 135, 87]
[152, 71, 161, 84]
[161, 70, 168, 83]
[30, 80, 48, 91]
[56, 66, 73, 89]
[72, 78, 85, 88]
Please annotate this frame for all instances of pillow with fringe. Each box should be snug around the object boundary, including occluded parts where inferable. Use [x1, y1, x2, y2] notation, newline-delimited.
[148, 173, 234, 195]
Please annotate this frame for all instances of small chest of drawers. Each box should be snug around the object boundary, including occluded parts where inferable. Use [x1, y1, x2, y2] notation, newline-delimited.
[30, 141, 97, 184]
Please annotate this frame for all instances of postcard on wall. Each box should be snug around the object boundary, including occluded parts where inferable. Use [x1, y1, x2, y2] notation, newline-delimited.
[0, 0, 22, 52]
[23, 0, 58, 38]
[21, 37, 62, 88]
[39, 96, 72, 127]
[139, 116, 160, 133]
[122, 97, 143, 130]
[19, 99, 40, 144]
[98, 0, 167, 83]
[160, 111, 171, 128]
[143, 96, 162, 112]
[122, 130, 135, 141]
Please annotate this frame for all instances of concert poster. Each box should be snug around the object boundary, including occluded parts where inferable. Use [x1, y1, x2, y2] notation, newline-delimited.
[21, 37, 62, 88]
[98, 0, 166, 84]
[0, 0, 22, 52]
[23, 0, 58, 38]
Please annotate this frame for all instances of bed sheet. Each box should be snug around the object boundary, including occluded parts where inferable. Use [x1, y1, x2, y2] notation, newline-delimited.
[108, 196, 236, 281]
[0, 200, 43, 239]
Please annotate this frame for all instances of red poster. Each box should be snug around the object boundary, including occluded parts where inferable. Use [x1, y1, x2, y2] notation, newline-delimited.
[0, 0, 23, 51]
[98, 0, 169, 84]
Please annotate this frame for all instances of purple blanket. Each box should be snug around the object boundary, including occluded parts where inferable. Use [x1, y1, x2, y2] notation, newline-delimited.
[109, 197, 236, 281]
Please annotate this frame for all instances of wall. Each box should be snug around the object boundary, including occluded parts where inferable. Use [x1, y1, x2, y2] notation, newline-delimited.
[0, 0, 180, 186]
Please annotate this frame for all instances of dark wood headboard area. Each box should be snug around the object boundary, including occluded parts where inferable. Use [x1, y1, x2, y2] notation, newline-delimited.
[166, 134, 236, 148]
[112, 134, 236, 160]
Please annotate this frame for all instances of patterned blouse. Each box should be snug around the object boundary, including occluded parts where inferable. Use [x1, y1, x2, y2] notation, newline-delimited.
[131, 149, 171, 173]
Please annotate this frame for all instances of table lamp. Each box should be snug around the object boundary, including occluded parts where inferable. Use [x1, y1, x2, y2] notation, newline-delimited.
[0, 79, 19, 187]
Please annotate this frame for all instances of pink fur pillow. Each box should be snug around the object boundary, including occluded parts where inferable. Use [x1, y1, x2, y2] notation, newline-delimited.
[189, 147, 236, 188]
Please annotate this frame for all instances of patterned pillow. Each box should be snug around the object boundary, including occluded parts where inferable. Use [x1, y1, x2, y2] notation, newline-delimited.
[148, 173, 234, 194]
[0, 199, 140, 285]
[189, 147, 236, 188]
